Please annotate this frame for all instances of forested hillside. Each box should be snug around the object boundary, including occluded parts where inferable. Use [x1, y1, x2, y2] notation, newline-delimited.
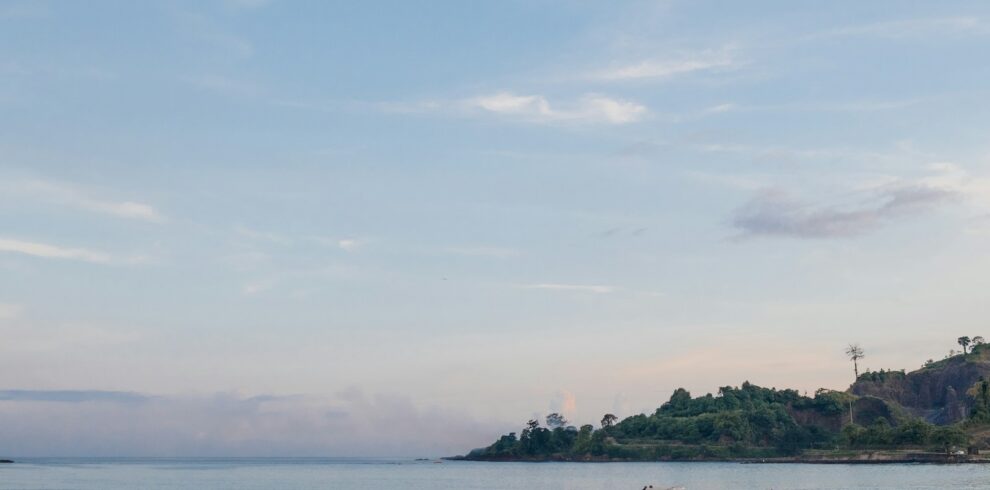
[461, 343, 990, 462]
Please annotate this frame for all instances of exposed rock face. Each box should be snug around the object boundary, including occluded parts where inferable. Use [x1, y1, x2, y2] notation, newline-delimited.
[851, 346, 990, 424]
[851, 396, 896, 426]
[789, 405, 844, 433]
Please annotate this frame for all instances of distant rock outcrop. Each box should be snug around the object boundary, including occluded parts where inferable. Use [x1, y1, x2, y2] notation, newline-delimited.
[851, 344, 990, 424]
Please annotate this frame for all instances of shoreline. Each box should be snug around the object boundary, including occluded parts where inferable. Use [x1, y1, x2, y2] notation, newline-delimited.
[448, 453, 990, 465]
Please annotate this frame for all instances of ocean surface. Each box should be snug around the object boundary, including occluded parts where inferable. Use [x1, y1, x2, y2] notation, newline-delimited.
[1, 458, 989, 489]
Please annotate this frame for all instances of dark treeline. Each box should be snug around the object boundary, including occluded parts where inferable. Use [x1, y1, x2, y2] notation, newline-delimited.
[469, 382, 968, 461]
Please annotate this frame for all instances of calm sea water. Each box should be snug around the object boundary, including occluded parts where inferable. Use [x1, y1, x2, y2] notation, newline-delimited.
[1, 458, 989, 490]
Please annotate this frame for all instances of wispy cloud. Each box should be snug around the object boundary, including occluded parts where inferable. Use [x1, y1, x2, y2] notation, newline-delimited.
[233, 225, 290, 244]
[731, 183, 958, 240]
[241, 280, 275, 296]
[811, 16, 989, 40]
[0, 390, 149, 403]
[3, 179, 164, 222]
[519, 283, 614, 294]
[380, 91, 648, 125]
[0, 237, 114, 263]
[309, 236, 365, 251]
[336, 239, 362, 252]
[913, 162, 990, 218]
[591, 45, 740, 82]
[699, 98, 927, 116]
[593, 226, 648, 238]
[465, 92, 647, 125]
[445, 246, 520, 258]
[173, 10, 253, 59]
[184, 74, 261, 98]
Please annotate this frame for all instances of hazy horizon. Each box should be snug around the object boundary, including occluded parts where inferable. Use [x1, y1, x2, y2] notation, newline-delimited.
[3, 0, 990, 457]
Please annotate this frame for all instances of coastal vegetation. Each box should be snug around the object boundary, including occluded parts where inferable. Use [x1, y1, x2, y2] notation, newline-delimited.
[461, 341, 990, 462]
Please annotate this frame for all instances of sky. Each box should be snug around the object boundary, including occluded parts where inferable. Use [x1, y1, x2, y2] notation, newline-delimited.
[2, 0, 990, 457]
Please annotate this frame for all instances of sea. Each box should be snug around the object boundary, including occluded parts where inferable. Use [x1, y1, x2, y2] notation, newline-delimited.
[1, 458, 989, 489]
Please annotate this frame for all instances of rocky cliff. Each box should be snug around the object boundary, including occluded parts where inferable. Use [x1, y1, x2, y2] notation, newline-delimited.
[851, 344, 990, 424]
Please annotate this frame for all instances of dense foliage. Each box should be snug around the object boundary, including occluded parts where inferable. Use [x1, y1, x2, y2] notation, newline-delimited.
[469, 382, 961, 461]
[855, 369, 906, 383]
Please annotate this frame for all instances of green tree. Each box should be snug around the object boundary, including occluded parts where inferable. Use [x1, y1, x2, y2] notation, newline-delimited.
[959, 336, 972, 355]
[600, 413, 618, 429]
[571, 424, 594, 454]
[930, 426, 968, 454]
[894, 419, 932, 446]
[776, 425, 812, 455]
[661, 388, 694, 415]
[845, 344, 865, 379]
[841, 423, 866, 447]
[488, 432, 518, 456]
[865, 418, 893, 446]
[589, 428, 608, 455]
[967, 378, 990, 421]
[712, 412, 750, 443]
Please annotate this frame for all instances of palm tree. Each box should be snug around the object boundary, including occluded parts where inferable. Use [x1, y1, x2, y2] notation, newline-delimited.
[959, 336, 972, 355]
[845, 344, 865, 380]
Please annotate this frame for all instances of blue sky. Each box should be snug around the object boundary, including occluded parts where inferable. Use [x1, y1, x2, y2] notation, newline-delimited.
[3, 0, 990, 456]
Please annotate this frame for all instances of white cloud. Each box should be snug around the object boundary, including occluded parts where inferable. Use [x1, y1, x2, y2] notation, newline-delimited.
[520, 283, 614, 294]
[579, 95, 648, 123]
[241, 280, 275, 296]
[233, 225, 291, 244]
[336, 239, 362, 252]
[471, 92, 550, 115]
[703, 103, 738, 114]
[592, 45, 739, 81]
[308, 236, 364, 251]
[918, 162, 990, 208]
[185, 74, 261, 98]
[3, 179, 164, 222]
[701, 98, 926, 116]
[445, 246, 520, 258]
[465, 92, 647, 125]
[86, 200, 159, 221]
[0, 238, 113, 263]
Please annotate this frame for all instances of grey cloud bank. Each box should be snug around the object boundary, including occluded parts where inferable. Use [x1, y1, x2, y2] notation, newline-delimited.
[0, 389, 149, 403]
[0, 389, 500, 457]
[731, 184, 958, 239]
